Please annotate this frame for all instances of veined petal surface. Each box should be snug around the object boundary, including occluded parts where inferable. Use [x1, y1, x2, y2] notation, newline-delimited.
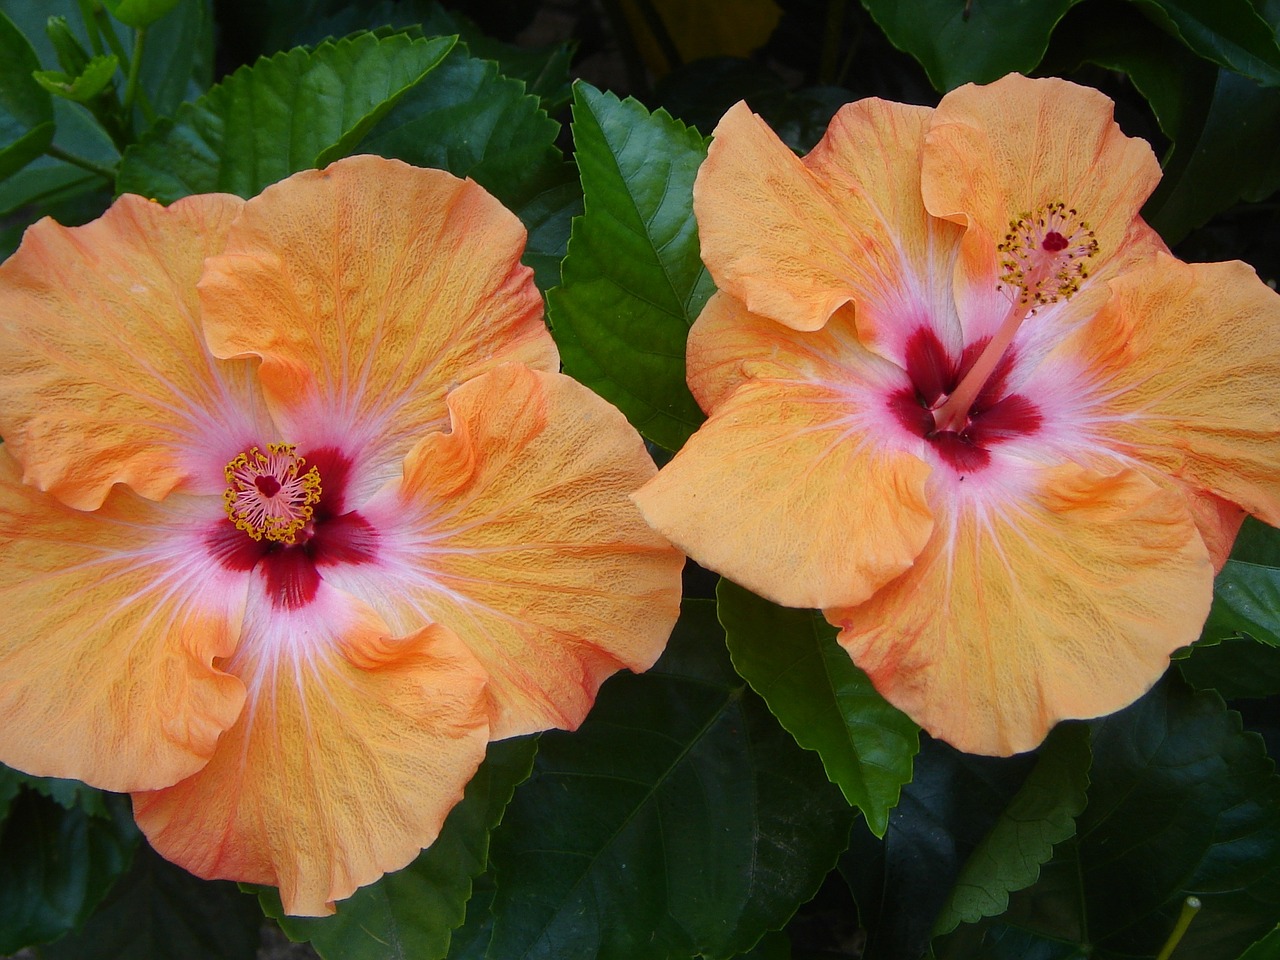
[0, 192, 273, 509]
[829, 463, 1212, 756]
[336, 363, 683, 740]
[0, 452, 246, 791]
[132, 578, 490, 917]
[199, 156, 557, 503]
[634, 377, 934, 610]
[1059, 255, 1280, 527]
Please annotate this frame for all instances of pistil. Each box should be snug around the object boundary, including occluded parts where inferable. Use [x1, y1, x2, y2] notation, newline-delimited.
[931, 202, 1097, 433]
[224, 443, 322, 543]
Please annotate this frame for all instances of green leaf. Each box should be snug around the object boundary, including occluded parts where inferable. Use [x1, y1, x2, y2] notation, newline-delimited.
[547, 83, 713, 452]
[257, 737, 538, 960]
[734, 930, 791, 959]
[717, 579, 919, 837]
[487, 600, 857, 960]
[1238, 925, 1280, 959]
[1178, 635, 1280, 699]
[0, 788, 139, 953]
[1128, 0, 1280, 86]
[0, 8, 55, 177]
[857, 0, 1084, 91]
[101, 0, 181, 28]
[997, 677, 1280, 958]
[18, 772, 110, 818]
[116, 32, 456, 202]
[33, 54, 119, 102]
[349, 45, 561, 211]
[138, 0, 214, 118]
[1203, 559, 1280, 648]
[42, 844, 262, 960]
[931, 724, 1091, 936]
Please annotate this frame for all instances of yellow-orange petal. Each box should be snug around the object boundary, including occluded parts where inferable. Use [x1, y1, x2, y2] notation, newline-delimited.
[132, 580, 490, 917]
[634, 377, 934, 609]
[346, 363, 683, 740]
[696, 98, 963, 340]
[199, 155, 557, 489]
[0, 451, 246, 791]
[921, 74, 1167, 347]
[1059, 255, 1280, 527]
[0, 192, 271, 510]
[829, 463, 1213, 756]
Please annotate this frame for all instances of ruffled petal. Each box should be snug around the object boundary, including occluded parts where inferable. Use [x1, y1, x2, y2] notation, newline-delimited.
[829, 463, 1213, 756]
[696, 99, 960, 340]
[199, 155, 557, 500]
[335, 363, 683, 740]
[1058, 255, 1280, 526]
[0, 452, 246, 791]
[132, 577, 490, 917]
[921, 74, 1166, 351]
[0, 193, 273, 509]
[634, 377, 934, 609]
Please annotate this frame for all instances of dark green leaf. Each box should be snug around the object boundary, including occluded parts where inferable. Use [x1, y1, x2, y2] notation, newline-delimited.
[17, 771, 110, 818]
[116, 32, 455, 202]
[33, 54, 119, 102]
[934, 920, 1087, 960]
[1128, 0, 1280, 86]
[42, 843, 262, 960]
[1238, 925, 1280, 959]
[444, 872, 496, 960]
[1178, 635, 1280, 699]
[839, 738, 1040, 960]
[0, 788, 138, 953]
[717, 579, 918, 837]
[1203, 558, 1280, 647]
[487, 600, 856, 960]
[349, 45, 561, 211]
[857, 0, 1083, 91]
[102, 0, 181, 28]
[257, 737, 537, 960]
[997, 678, 1280, 958]
[0, 8, 55, 177]
[138, 0, 214, 118]
[547, 83, 713, 452]
[733, 930, 791, 959]
[932, 725, 1090, 936]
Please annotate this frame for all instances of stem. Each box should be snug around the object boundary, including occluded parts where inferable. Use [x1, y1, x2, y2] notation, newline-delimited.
[91, 3, 130, 68]
[46, 145, 117, 181]
[76, 0, 104, 54]
[1154, 897, 1201, 960]
[123, 27, 154, 124]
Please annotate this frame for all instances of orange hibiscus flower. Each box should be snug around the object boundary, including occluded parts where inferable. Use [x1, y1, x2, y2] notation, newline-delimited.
[0, 155, 683, 915]
[634, 74, 1280, 756]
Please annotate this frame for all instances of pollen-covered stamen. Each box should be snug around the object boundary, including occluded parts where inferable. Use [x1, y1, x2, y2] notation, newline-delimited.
[224, 443, 322, 543]
[933, 200, 1099, 433]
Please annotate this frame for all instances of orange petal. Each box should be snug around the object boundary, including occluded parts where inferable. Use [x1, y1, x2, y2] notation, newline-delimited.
[199, 155, 557, 487]
[634, 377, 934, 609]
[0, 451, 245, 791]
[696, 98, 964, 342]
[0, 192, 271, 509]
[921, 74, 1166, 346]
[347, 363, 683, 740]
[132, 579, 490, 917]
[829, 463, 1213, 756]
[1059, 255, 1280, 527]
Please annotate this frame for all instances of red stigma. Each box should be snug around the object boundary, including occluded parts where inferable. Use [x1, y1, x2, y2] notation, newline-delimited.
[1041, 231, 1069, 252]
[255, 475, 282, 497]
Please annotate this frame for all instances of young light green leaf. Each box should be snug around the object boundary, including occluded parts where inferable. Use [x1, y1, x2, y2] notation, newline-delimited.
[0, 9, 55, 178]
[116, 32, 455, 201]
[547, 83, 713, 452]
[717, 579, 919, 837]
[859, 0, 1083, 91]
[257, 737, 538, 960]
[101, 0, 182, 28]
[487, 601, 856, 960]
[33, 54, 120, 102]
[932, 724, 1091, 936]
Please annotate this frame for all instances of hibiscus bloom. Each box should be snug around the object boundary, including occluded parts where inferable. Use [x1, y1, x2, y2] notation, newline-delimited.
[0, 155, 683, 914]
[634, 74, 1280, 756]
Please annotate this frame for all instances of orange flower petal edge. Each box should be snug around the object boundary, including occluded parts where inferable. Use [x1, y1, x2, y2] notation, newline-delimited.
[647, 75, 1280, 755]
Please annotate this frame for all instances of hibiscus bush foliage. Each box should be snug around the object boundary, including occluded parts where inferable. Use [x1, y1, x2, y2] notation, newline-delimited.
[2, 1, 1280, 959]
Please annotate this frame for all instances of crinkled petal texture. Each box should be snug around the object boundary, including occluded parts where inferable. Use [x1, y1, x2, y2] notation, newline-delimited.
[199, 156, 557, 502]
[337, 364, 684, 739]
[133, 578, 490, 917]
[694, 97, 966, 349]
[1060, 255, 1280, 527]
[0, 452, 246, 791]
[829, 464, 1214, 756]
[0, 193, 273, 509]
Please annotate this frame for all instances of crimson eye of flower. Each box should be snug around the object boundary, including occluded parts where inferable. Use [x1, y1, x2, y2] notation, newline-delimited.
[223, 443, 321, 543]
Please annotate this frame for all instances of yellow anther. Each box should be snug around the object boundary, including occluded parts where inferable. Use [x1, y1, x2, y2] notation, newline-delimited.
[223, 442, 322, 543]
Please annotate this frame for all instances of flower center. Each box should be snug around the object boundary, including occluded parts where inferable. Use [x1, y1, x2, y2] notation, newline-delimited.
[932, 201, 1097, 433]
[223, 443, 322, 543]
